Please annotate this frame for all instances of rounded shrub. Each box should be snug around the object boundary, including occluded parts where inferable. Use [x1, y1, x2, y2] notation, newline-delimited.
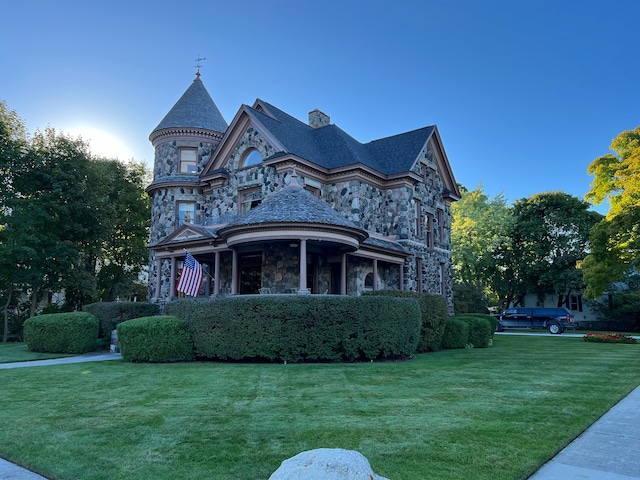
[364, 290, 448, 352]
[441, 318, 469, 349]
[23, 312, 99, 354]
[457, 313, 498, 334]
[454, 315, 493, 348]
[117, 315, 194, 363]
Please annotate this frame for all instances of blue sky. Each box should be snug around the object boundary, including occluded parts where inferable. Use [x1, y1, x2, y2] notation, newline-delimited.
[2, 0, 638, 212]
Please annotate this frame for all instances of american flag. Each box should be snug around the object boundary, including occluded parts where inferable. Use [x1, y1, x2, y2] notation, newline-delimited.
[176, 251, 203, 297]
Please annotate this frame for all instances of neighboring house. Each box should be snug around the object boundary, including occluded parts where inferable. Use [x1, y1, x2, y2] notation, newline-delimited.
[146, 73, 461, 310]
[520, 292, 597, 323]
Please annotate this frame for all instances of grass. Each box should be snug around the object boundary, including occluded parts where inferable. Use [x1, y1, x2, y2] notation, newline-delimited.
[1, 336, 639, 479]
[0, 342, 73, 363]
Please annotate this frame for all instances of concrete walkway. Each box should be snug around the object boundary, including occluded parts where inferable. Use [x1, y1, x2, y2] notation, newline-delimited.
[530, 386, 640, 479]
[0, 351, 122, 369]
[2, 350, 640, 479]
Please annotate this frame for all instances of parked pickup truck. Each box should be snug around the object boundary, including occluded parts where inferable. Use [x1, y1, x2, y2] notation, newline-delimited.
[495, 307, 577, 334]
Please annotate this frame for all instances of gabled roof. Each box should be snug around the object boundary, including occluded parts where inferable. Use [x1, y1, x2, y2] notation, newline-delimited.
[246, 100, 436, 176]
[150, 223, 219, 248]
[150, 75, 228, 136]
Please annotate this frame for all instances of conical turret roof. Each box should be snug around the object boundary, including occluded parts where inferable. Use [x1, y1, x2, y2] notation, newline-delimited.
[151, 75, 228, 136]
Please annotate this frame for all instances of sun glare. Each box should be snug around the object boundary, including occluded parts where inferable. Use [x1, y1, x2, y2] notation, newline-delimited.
[65, 126, 134, 161]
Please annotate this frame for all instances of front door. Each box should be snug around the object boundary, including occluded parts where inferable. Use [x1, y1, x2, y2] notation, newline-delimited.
[239, 253, 262, 294]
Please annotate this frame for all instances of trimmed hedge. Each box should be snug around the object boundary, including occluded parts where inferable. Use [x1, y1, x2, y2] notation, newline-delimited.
[442, 318, 469, 349]
[164, 295, 421, 363]
[452, 314, 493, 348]
[23, 312, 99, 354]
[117, 316, 195, 363]
[83, 301, 160, 338]
[364, 290, 448, 352]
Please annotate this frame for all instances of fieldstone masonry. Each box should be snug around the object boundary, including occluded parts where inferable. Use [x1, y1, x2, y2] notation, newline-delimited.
[269, 448, 390, 480]
[147, 89, 456, 311]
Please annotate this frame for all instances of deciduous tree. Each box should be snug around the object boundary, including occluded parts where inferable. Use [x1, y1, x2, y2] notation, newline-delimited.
[451, 184, 512, 309]
[0, 101, 151, 334]
[510, 192, 602, 305]
[583, 126, 640, 298]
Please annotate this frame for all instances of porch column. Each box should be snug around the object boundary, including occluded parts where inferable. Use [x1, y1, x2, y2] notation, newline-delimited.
[204, 263, 211, 296]
[213, 251, 220, 296]
[372, 259, 378, 291]
[170, 256, 177, 299]
[341, 253, 347, 295]
[231, 250, 238, 295]
[298, 239, 309, 294]
[155, 256, 162, 298]
[399, 263, 404, 291]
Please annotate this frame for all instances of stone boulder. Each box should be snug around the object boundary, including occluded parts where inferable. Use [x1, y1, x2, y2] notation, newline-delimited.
[268, 448, 390, 480]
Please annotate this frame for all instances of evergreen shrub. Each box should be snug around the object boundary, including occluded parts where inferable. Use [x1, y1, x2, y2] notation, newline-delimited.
[457, 313, 498, 334]
[164, 295, 421, 363]
[441, 318, 469, 349]
[364, 290, 448, 352]
[452, 314, 493, 348]
[83, 301, 160, 338]
[23, 312, 99, 354]
[117, 315, 194, 363]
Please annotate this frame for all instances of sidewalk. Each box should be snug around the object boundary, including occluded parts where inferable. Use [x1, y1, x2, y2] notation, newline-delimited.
[0, 351, 122, 369]
[529, 385, 640, 479]
[1, 352, 640, 479]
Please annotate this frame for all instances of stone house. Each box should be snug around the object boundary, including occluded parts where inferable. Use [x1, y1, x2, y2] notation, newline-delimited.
[146, 74, 460, 309]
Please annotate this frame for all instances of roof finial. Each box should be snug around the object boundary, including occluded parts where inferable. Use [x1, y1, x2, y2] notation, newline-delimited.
[195, 56, 206, 77]
[288, 166, 300, 188]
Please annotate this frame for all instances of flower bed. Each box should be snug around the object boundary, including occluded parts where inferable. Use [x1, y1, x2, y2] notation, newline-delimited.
[583, 332, 638, 344]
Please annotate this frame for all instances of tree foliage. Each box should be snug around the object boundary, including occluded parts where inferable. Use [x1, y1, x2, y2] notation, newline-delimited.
[582, 126, 640, 298]
[510, 191, 602, 304]
[452, 185, 601, 311]
[451, 184, 511, 286]
[0, 100, 150, 334]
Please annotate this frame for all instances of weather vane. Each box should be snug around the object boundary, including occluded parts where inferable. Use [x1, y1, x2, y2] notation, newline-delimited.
[195, 56, 206, 76]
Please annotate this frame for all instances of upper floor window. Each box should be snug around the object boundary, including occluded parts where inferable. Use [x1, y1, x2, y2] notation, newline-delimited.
[570, 295, 583, 312]
[304, 185, 321, 197]
[177, 202, 196, 225]
[415, 200, 422, 238]
[242, 149, 263, 167]
[240, 187, 263, 214]
[427, 167, 437, 187]
[425, 213, 434, 248]
[179, 148, 198, 173]
[437, 209, 444, 241]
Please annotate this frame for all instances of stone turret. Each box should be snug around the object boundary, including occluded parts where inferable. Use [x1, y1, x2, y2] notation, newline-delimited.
[146, 74, 228, 299]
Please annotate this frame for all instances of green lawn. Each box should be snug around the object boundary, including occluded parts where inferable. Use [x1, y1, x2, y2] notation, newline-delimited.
[1, 336, 639, 480]
[0, 342, 73, 363]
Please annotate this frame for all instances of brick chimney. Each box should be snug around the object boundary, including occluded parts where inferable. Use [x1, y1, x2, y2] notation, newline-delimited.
[308, 109, 330, 128]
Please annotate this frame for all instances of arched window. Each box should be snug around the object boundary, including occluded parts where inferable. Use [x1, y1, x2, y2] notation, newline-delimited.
[365, 272, 374, 289]
[242, 149, 262, 167]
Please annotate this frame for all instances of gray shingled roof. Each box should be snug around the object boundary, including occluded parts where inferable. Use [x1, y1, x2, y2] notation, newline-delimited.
[148, 174, 201, 188]
[363, 236, 410, 254]
[249, 101, 434, 175]
[224, 184, 364, 231]
[152, 76, 228, 134]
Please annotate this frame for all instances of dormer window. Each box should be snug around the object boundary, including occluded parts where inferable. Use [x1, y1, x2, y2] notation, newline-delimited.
[179, 148, 198, 173]
[242, 149, 262, 167]
[240, 187, 263, 214]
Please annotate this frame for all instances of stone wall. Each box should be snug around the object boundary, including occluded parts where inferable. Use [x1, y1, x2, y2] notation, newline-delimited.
[147, 125, 455, 309]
